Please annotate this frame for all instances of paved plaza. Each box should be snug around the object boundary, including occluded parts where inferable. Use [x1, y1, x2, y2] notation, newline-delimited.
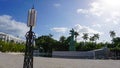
[0, 53, 120, 68]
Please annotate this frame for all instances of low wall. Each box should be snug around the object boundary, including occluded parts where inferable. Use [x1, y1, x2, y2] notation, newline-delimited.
[52, 48, 110, 59]
[52, 51, 95, 59]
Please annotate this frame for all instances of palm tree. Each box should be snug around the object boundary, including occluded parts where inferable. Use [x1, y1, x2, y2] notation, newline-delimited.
[89, 36, 95, 43]
[93, 34, 99, 43]
[109, 31, 116, 59]
[49, 34, 53, 38]
[82, 33, 89, 45]
[74, 31, 79, 41]
[82, 33, 89, 42]
[110, 31, 116, 39]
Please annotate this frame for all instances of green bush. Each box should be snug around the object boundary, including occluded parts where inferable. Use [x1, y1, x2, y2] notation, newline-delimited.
[0, 40, 25, 52]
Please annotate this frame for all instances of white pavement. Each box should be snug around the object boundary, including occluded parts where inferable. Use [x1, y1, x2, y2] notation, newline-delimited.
[0, 53, 120, 68]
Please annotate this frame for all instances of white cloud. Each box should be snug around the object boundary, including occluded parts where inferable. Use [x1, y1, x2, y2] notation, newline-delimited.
[92, 24, 101, 28]
[0, 15, 29, 38]
[77, 9, 88, 14]
[76, 0, 120, 42]
[77, 0, 120, 24]
[73, 24, 103, 42]
[51, 24, 101, 34]
[51, 27, 68, 33]
[74, 24, 102, 34]
[53, 3, 61, 7]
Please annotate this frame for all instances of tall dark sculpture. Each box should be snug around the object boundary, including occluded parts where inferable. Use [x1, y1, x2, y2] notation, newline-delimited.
[69, 28, 76, 51]
[23, 6, 37, 68]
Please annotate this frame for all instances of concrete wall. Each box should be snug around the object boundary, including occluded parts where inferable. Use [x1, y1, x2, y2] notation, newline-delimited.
[52, 47, 110, 59]
[52, 51, 95, 59]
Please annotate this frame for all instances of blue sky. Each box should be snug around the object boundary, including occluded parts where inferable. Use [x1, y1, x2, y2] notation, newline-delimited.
[0, 0, 120, 42]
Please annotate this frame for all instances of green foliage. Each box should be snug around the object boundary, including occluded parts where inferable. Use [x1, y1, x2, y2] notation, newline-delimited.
[35, 35, 57, 55]
[110, 47, 120, 51]
[110, 37, 120, 51]
[76, 42, 98, 51]
[110, 31, 116, 39]
[0, 40, 25, 52]
[35, 32, 120, 52]
[82, 33, 88, 41]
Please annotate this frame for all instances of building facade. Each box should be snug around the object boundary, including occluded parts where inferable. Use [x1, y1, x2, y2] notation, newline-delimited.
[0, 32, 25, 43]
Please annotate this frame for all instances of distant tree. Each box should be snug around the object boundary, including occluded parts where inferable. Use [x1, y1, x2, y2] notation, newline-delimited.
[82, 33, 89, 46]
[74, 31, 79, 41]
[111, 37, 120, 58]
[82, 33, 89, 43]
[112, 37, 120, 48]
[93, 34, 99, 43]
[57, 36, 69, 51]
[109, 31, 116, 47]
[49, 34, 53, 37]
[59, 36, 66, 43]
[35, 35, 57, 56]
[89, 36, 95, 42]
[110, 31, 116, 39]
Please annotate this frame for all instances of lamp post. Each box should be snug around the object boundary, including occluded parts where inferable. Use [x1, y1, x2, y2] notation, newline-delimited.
[23, 6, 37, 68]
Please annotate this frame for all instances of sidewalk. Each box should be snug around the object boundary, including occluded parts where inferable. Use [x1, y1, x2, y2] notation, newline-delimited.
[0, 53, 120, 68]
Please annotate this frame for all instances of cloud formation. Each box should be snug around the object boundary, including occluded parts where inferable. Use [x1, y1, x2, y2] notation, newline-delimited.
[77, 0, 120, 25]
[74, 24, 102, 34]
[51, 27, 68, 33]
[92, 24, 101, 28]
[0, 15, 29, 38]
[51, 24, 101, 34]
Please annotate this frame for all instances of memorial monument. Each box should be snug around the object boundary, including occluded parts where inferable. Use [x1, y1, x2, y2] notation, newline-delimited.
[69, 28, 76, 51]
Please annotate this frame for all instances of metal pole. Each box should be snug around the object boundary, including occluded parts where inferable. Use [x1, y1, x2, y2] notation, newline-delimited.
[23, 26, 35, 68]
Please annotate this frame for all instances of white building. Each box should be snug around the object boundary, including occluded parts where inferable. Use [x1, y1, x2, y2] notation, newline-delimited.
[0, 32, 25, 44]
